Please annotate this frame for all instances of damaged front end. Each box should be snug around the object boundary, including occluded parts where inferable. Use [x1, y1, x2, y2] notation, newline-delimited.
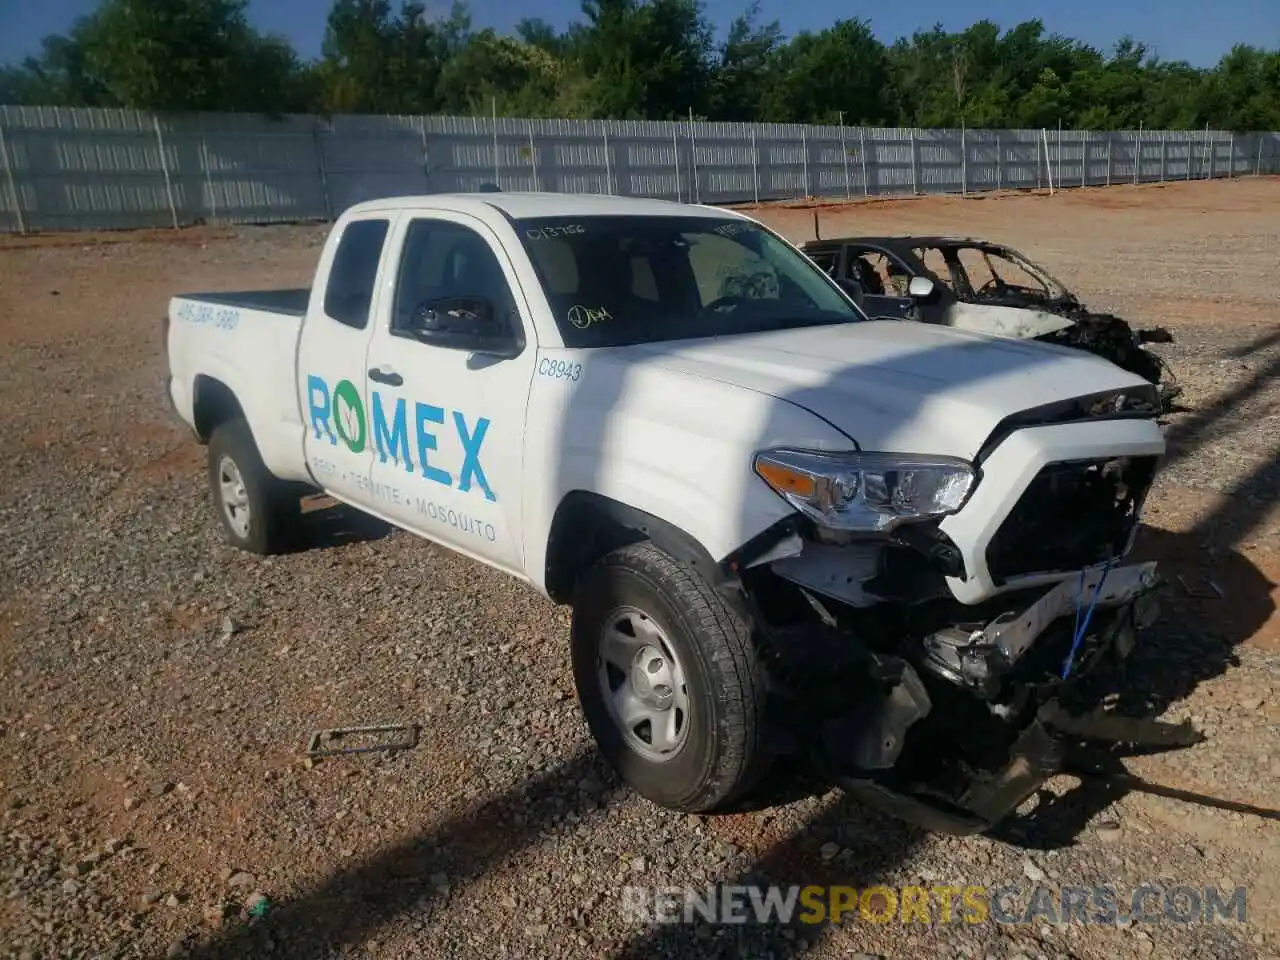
[945, 247, 1179, 406]
[1034, 303, 1180, 406]
[920, 238, 1180, 407]
[731, 451, 1180, 835]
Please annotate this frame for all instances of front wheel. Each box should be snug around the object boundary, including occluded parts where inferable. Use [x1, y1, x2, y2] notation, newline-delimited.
[570, 541, 771, 812]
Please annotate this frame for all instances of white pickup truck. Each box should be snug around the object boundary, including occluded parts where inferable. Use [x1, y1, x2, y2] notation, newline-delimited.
[164, 191, 1174, 834]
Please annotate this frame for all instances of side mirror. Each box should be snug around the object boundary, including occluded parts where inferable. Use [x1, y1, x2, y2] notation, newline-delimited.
[408, 295, 521, 357]
[411, 295, 496, 334]
[907, 276, 936, 300]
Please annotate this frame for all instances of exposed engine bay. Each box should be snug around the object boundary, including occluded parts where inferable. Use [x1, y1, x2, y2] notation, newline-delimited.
[723, 452, 1189, 834]
[800, 234, 1180, 407]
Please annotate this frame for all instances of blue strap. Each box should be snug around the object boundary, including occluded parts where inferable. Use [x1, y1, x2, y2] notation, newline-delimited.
[1062, 558, 1114, 680]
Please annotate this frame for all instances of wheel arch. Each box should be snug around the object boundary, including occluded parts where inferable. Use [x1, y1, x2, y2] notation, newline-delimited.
[543, 491, 731, 605]
[192, 374, 247, 444]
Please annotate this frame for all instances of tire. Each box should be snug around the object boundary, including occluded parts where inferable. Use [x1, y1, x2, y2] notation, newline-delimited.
[570, 541, 771, 813]
[206, 418, 300, 555]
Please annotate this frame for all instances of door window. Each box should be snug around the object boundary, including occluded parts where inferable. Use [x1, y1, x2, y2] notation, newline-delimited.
[391, 219, 522, 351]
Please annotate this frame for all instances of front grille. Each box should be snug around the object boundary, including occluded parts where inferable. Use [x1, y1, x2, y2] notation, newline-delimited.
[985, 456, 1158, 581]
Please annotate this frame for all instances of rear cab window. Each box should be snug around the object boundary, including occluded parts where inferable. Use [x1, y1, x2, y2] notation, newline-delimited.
[324, 218, 391, 329]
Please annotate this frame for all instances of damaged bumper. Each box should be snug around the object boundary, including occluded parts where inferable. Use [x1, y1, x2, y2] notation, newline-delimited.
[798, 562, 1186, 836]
[921, 560, 1160, 696]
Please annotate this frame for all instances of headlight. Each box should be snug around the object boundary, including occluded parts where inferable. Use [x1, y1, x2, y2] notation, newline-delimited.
[753, 448, 977, 532]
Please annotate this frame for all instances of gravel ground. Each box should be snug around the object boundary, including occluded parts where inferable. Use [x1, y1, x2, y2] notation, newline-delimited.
[1, 178, 1278, 960]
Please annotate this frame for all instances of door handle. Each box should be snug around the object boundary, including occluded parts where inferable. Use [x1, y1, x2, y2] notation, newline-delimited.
[368, 367, 403, 387]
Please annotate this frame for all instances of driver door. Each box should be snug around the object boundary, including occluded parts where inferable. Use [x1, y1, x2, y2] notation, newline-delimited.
[363, 212, 536, 575]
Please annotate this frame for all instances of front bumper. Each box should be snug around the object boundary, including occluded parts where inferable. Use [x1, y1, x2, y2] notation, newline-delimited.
[920, 560, 1160, 697]
[807, 565, 1198, 836]
[833, 696, 1202, 836]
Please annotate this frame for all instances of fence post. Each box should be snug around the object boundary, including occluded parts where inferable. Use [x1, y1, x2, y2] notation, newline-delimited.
[0, 111, 25, 234]
[1056, 119, 1062, 188]
[801, 126, 810, 198]
[1160, 132, 1167, 182]
[490, 100, 503, 186]
[526, 121, 538, 191]
[910, 130, 918, 195]
[1042, 129, 1055, 195]
[995, 132, 1002, 190]
[602, 121, 612, 195]
[838, 117, 850, 198]
[1228, 132, 1234, 178]
[1208, 132, 1216, 180]
[418, 114, 430, 190]
[313, 120, 333, 219]
[199, 120, 216, 223]
[1257, 135, 1264, 176]
[1133, 122, 1141, 185]
[1105, 133, 1112, 186]
[750, 127, 759, 205]
[152, 115, 179, 229]
[688, 109, 699, 204]
[960, 123, 967, 196]
[672, 129, 681, 202]
[860, 127, 869, 196]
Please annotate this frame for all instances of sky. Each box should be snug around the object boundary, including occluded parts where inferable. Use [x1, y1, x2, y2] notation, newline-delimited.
[1, 0, 1276, 68]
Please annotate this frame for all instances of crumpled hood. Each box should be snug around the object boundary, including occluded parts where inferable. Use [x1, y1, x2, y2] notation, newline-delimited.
[610, 320, 1153, 460]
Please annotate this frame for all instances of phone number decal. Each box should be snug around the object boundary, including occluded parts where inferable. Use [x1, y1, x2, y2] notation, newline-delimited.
[176, 301, 241, 331]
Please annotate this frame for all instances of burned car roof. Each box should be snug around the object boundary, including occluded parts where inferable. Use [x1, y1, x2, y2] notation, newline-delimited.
[802, 236, 1013, 252]
[799, 232, 1178, 403]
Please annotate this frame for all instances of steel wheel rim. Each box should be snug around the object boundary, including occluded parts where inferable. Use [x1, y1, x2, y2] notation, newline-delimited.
[596, 605, 691, 762]
[217, 455, 251, 539]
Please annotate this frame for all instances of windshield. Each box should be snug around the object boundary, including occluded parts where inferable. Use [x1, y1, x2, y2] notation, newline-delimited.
[513, 215, 866, 347]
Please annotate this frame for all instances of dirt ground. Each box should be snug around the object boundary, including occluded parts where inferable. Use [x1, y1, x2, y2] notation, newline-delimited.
[1, 178, 1278, 960]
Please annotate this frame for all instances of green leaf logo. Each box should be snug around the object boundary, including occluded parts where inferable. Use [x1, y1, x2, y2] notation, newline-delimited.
[333, 379, 366, 454]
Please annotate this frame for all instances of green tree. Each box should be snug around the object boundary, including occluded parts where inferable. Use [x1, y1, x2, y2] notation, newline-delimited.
[0, 0, 307, 111]
[567, 0, 715, 119]
[2, 0, 1278, 129]
[316, 0, 468, 114]
[762, 19, 895, 124]
[438, 29, 564, 116]
[81, 0, 306, 111]
[708, 3, 784, 122]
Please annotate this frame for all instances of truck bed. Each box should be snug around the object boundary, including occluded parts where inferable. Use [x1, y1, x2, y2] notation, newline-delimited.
[176, 288, 310, 317]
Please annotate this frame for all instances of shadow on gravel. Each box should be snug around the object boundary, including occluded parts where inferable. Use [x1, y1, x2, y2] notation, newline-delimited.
[1225, 324, 1280, 359]
[181, 748, 612, 959]
[1161, 347, 1280, 461]
[611, 798, 926, 959]
[289, 498, 394, 552]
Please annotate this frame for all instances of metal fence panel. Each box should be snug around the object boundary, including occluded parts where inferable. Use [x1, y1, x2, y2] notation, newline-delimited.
[0, 105, 1277, 233]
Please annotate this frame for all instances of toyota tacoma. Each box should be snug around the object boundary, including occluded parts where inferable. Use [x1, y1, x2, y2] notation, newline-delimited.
[163, 192, 1174, 833]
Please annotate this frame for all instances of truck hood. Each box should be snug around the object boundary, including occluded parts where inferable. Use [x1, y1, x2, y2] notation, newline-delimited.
[612, 320, 1152, 460]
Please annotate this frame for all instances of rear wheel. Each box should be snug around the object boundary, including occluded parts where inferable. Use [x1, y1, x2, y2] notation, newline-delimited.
[570, 541, 771, 812]
[206, 418, 301, 555]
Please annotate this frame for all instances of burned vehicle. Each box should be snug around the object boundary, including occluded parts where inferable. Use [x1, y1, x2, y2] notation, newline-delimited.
[801, 235, 1179, 404]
